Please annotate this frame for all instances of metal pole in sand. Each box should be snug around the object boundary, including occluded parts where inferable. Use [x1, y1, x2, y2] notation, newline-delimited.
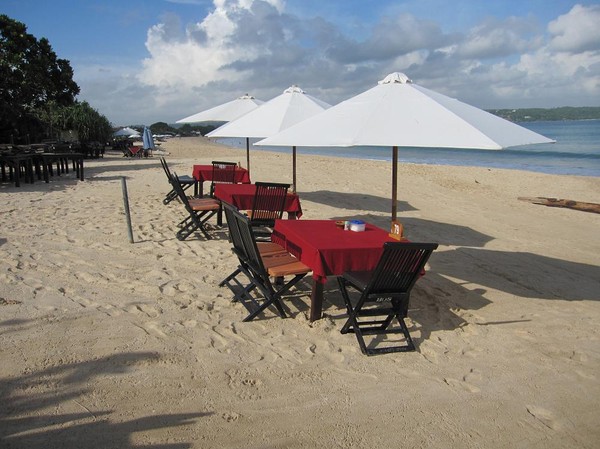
[121, 177, 134, 243]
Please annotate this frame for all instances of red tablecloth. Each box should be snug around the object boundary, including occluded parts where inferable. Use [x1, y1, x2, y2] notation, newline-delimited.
[214, 183, 303, 218]
[192, 165, 250, 184]
[272, 220, 397, 283]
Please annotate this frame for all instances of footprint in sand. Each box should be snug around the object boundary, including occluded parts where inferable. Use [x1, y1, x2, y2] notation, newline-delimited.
[99, 304, 123, 317]
[212, 323, 246, 344]
[526, 405, 560, 430]
[305, 342, 346, 363]
[159, 280, 181, 297]
[463, 368, 482, 384]
[22, 277, 44, 291]
[74, 271, 102, 284]
[136, 304, 161, 318]
[574, 369, 595, 380]
[419, 337, 450, 364]
[222, 412, 240, 422]
[137, 321, 167, 338]
[444, 377, 480, 393]
[180, 319, 197, 328]
[76, 297, 100, 308]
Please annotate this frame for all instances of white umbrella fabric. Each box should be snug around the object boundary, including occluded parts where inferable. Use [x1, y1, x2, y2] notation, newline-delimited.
[208, 85, 331, 187]
[257, 72, 555, 219]
[176, 94, 263, 124]
[113, 127, 140, 138]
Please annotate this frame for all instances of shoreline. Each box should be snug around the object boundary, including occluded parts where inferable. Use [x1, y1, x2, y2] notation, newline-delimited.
[210, 130, 600, 178]
[1, 136, 599, 448]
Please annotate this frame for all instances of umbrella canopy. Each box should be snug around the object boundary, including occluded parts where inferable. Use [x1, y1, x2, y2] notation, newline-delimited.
[142, 126, 155, 151]
[257, 72, 554, 219]
[176, 94, 264, 124]
[208, 85, 331, 185]
[113, 127, 140, 138]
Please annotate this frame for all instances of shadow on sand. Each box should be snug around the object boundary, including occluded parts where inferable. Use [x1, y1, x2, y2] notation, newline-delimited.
[0, 351, 211, 448]
[299, 190, 417, 214]
[297, 196, 600, 349]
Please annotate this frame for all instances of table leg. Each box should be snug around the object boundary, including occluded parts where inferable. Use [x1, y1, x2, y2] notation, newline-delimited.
[14, 162, 21, 187]
[78, 157, 84, 180]
[43, 159, 50, 183]
[217, 203, 223, 227]
[310, 279, 324, 322]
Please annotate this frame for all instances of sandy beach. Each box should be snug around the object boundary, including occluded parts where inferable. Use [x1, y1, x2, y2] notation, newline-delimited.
[1, 136, 599, 448]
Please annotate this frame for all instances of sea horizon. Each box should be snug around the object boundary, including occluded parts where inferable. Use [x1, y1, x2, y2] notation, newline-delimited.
[215, 119, 600, 178]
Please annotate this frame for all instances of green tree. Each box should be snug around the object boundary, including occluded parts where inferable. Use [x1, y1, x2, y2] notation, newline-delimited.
[62, 101, 113, 142]
[150, 122, 177, 135]
[0, 14, 80, 142]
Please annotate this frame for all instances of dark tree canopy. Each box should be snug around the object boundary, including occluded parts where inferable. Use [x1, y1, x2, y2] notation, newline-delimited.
[0, 14, 90, 143]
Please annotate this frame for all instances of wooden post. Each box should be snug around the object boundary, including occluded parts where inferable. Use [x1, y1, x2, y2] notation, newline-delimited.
[292, 146, 297, 193]
[246, 137, 250, 175]
[121, 177, 134, 243]
[391, 146, 398, 221]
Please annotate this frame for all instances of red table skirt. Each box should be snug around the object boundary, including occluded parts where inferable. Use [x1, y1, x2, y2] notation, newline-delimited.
[192, 165, 250, 184]
[214, 183, 302, 218]
[272, 220, 398, 283]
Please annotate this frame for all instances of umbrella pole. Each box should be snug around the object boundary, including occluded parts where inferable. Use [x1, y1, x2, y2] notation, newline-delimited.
[246, 138, 250, 175]
[392, 146, 398, 221]
[292, 146, 297, 193]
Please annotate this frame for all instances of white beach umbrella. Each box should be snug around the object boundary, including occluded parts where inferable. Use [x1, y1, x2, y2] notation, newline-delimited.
[207, 85, 331, 185]
[176, 94, 263, 124]
[113, 127, 140, 138]
[257, 72, 555, 219]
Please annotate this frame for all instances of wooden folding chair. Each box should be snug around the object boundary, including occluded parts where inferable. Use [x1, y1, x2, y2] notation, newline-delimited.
[171, 172, 220, 240]
[160, 157, 197, 205]
[221, 203, 310, 321]
[247, 182, 290, 239]
[209, 161, 237, 198]
[220, 203, 289, 297]
[337, 242, 438, 355]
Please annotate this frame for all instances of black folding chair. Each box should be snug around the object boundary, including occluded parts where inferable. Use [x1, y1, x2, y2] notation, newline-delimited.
[247, 182, 290, 239]
[171, 172, 220, 240]
[222, 203, 310, 321]
[219, 203, 289, 298]
[160, 157, 197, 205]
[337, 242, 438, 355]
[209, 161, 237, 198]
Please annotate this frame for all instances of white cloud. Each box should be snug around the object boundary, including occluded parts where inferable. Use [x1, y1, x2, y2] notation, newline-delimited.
[457, 16, 541, 59]
[548, 4, 600, 53]
[79, 0, 600, 125]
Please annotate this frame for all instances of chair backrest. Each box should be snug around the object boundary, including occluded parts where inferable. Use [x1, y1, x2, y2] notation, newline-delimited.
[250, 182, 290, 226]
[171, 172, 193, 211]
[223, 202, 246, 260]
[160, 157, 173, 181]
[365, 242, 438, 300]
[210, 161, 237, 196]
[229, 204, 269, 280]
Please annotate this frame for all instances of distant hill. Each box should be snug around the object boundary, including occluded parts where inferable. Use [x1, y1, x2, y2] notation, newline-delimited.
[488, 106, 600, 122]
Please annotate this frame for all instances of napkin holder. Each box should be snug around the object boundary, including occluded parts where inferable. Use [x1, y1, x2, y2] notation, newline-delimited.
[349, 220, 366, 232]
[389, 220, 404, 240]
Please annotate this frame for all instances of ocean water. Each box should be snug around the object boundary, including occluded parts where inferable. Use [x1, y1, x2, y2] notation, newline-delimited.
[216, 119, 600, 177]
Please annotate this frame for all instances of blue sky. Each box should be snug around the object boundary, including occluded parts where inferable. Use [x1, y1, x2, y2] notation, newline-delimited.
[3, 0, 600, 126]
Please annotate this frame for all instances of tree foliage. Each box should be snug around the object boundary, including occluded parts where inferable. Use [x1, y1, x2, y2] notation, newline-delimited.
[0, 14, 111, 143]
[488, 107, 600, 122]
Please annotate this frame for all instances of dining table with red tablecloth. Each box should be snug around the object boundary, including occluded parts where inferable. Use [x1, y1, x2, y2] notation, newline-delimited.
[192, 164, 251, 196]
[271, 219, 401, 321]
[214, 183, 303, 219]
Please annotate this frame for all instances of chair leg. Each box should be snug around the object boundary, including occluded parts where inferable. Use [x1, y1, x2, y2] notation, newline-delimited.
[163, 189, 178, 204]
[219, 267, 242, 287]
[337, 277, 416, 355]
